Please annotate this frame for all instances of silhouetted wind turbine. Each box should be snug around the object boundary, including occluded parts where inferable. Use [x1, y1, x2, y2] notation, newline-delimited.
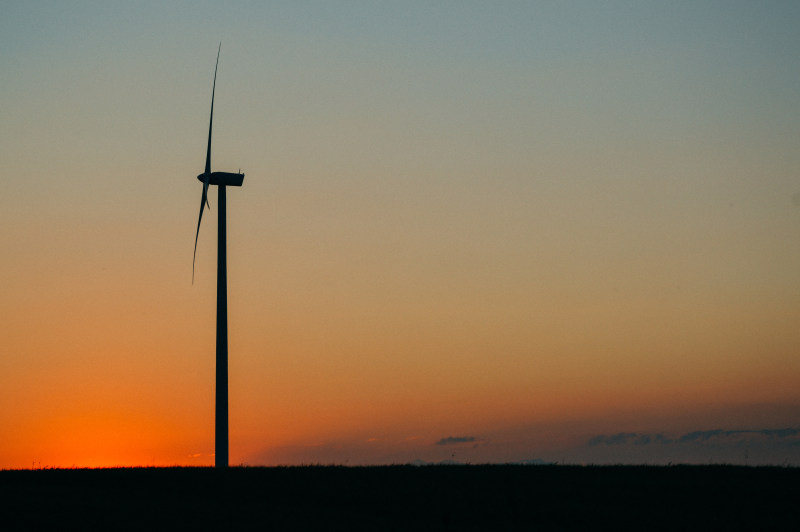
[193, 43, 244, 469]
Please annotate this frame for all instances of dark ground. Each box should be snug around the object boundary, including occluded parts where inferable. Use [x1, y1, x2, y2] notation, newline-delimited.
[1, 465, 797, 530]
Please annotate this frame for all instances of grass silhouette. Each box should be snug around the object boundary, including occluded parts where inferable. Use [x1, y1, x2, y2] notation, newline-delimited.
[2, 464, 798, 530]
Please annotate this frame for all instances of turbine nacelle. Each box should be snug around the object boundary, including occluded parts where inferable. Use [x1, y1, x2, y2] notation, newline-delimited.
[197, 171, 245, 187]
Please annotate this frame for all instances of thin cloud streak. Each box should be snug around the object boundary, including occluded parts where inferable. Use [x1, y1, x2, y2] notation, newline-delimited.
[436, 436, 477, 446]
[588, 428, 800, 447]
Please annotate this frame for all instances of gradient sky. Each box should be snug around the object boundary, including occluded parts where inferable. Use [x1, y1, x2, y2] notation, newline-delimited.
[2, 1, 800, 469]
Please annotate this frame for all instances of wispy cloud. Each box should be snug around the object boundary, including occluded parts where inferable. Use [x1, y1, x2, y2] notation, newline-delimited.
[436, 436, 476, 446]
[635, 434, 674, 445]
[588, 433, 674, 446]
[588, 428, 800, 447]
[588, 433, 637, 446]
[679, 428, 800, 443]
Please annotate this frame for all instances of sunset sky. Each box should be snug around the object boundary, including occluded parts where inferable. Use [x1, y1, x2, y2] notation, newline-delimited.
[2, 1, 800, 469]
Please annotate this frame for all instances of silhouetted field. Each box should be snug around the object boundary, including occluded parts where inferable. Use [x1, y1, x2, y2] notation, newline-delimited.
[1, 465, 798, 530]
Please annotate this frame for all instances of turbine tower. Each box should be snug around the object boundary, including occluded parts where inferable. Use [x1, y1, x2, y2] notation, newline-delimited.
[193, 43, 244, 468]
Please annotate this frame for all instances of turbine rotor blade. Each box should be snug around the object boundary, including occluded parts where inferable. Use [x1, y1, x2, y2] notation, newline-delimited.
[192, 185, 209, 284]
[205, 43, 221, 176]
[195, 44, 220, 284]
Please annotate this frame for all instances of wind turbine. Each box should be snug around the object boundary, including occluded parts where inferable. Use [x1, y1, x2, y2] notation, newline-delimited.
[193, 43, 244, 469]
